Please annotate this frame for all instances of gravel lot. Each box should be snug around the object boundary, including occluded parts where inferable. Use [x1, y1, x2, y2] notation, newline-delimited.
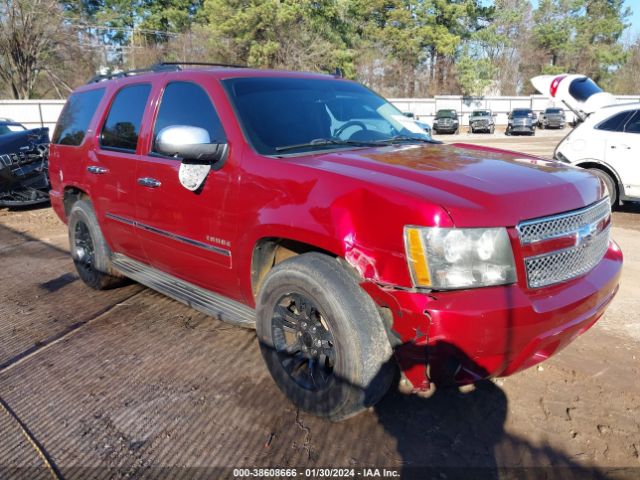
[0, 130, 638, 479]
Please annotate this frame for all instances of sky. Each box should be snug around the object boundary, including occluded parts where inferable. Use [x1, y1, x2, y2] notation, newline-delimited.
[623, 0, 639, 36]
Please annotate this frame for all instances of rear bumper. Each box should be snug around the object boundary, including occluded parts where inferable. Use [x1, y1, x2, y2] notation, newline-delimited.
[374, 241, 623, 390]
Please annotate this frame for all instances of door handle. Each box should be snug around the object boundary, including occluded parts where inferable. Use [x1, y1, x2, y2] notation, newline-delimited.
[87, 165, 109, 174]
[137, 177, 161, 188]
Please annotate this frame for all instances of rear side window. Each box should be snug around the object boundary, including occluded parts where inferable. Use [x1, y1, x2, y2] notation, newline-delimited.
[596, 111, 634, 132]
[625, 111, 640, 134]
[568, 78, 603, 102]
[52, 88, 105, 146]
[152, 81, 226, 154]
[100, 84, 151, 152]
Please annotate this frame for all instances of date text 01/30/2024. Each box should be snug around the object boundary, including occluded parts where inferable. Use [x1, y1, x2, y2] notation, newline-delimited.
[232, 468, 400, 477]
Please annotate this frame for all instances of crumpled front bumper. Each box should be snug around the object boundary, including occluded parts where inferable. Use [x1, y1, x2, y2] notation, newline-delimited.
[366, 240, 623, 391]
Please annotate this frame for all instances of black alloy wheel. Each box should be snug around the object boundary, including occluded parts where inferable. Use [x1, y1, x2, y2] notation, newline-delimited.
[272, 292, 336, 391]
[73, 220, 96, 277]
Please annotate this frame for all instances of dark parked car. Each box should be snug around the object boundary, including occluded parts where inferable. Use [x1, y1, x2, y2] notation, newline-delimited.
[538, 107, 566, 129]
[506, 108, 536, 136]
[0, 120, 50, 207]
[432, 109, 459, 134]
[469, 109, 495, 134]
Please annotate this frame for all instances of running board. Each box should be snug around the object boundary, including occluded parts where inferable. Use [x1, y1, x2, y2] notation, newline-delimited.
[111, 253, 256, 329]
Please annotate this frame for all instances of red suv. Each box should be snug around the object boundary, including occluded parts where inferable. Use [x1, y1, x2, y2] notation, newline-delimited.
[49, 63, 622, 420]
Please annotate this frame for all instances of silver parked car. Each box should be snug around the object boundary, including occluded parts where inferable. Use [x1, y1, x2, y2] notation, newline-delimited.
[538, 107, 566, 129]
[469, 109, 495, 134]
[506, 108, 536, 136]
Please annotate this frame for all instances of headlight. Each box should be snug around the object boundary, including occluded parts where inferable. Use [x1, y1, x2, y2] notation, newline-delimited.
[404, 226, 517, 289]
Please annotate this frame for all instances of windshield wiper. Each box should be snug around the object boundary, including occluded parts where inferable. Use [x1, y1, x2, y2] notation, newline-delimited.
[374, 135, 440, 145]
[275, 138, 379, 153]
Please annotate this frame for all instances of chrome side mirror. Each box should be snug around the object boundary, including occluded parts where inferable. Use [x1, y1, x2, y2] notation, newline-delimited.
[155, 125, 227, 164]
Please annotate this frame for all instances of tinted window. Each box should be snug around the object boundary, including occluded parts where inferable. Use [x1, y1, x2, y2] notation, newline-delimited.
[436, 110, 457, 118]
[0, 123, 26, 136]
[100, 84, 151, 151]
[546, 108, 562, 114]
[625, 111, 640, 134]
[153, 82, 226, 153]
[568, 78, 603, 102]
[472, 111, 490, 116]
[597, 111, 634, 132]
[52, 89, 105, 146]
[223, 77, 431, 155]
[512, 109, 532, 117]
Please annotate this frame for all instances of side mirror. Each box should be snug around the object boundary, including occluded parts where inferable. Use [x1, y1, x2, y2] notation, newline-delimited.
[155, 125, 227, 164]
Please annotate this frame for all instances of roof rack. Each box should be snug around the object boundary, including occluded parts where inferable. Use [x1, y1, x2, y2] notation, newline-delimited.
[155, 61, 248, 69]
[86, 61, 247, 84]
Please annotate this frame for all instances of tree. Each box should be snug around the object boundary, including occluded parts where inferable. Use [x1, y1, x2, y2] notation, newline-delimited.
[570, 0, 630, 86]
[472, 0, 532, 94]
[202, 0, 354, 73]
[0, 0, 83, 99]
[611, 37, 640, 94]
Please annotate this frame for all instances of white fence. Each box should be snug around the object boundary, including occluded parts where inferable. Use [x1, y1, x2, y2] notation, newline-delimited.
[1, 95, 640, 132]
[0, 100, 65, 132]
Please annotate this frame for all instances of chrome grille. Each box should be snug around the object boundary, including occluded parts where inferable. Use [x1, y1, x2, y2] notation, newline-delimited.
[518, 199, 610, 244]
[525, 226, 610, 288]
[518, 199, 611, 288]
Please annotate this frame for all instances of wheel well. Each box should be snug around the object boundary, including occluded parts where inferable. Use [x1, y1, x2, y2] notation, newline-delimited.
[576, 162, 621, 197]
[251, 238, 336, 299]
[63, 187, 88, 217]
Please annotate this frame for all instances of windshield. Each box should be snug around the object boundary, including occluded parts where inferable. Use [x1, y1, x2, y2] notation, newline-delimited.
[0, 123, 26, 136]
[512, 110, 532, 118]
[222, 77, 431, 155]
[436, 110, 457, 119]
[546, 108, 562, 114]
[472, 110, 490, 117]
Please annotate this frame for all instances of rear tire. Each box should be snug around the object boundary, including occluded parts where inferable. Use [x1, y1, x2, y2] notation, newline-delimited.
[68, 199, 126, 290]
[589, 169, 618, 207]
[256, 253, 394, 421]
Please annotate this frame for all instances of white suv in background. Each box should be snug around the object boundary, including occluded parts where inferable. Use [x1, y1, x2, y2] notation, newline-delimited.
[554, 103, 640, 206]
[532, 74, 640, 206]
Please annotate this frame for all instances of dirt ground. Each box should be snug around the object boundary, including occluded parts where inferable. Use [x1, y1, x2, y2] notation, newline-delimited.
[0, 131, 639, 479]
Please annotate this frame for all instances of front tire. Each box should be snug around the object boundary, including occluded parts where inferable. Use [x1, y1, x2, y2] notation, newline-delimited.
[256, 253, 394, 421]
[68, 199, 126, 290]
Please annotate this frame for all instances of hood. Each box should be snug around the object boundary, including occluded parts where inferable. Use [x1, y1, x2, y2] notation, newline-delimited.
[302, 143, 603, 228]
[0, 128, 49, 156]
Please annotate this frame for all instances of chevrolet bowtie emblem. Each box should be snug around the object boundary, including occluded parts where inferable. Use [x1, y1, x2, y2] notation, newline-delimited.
[575, 221, 599, 246]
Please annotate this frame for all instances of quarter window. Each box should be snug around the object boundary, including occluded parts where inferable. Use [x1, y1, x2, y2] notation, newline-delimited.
[152, 82, 226, 155]
[624, 111, 640, 134]
[100, 84, 151, 152]
[596, 111, 634, 132]
[52, 88, 105, 146]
